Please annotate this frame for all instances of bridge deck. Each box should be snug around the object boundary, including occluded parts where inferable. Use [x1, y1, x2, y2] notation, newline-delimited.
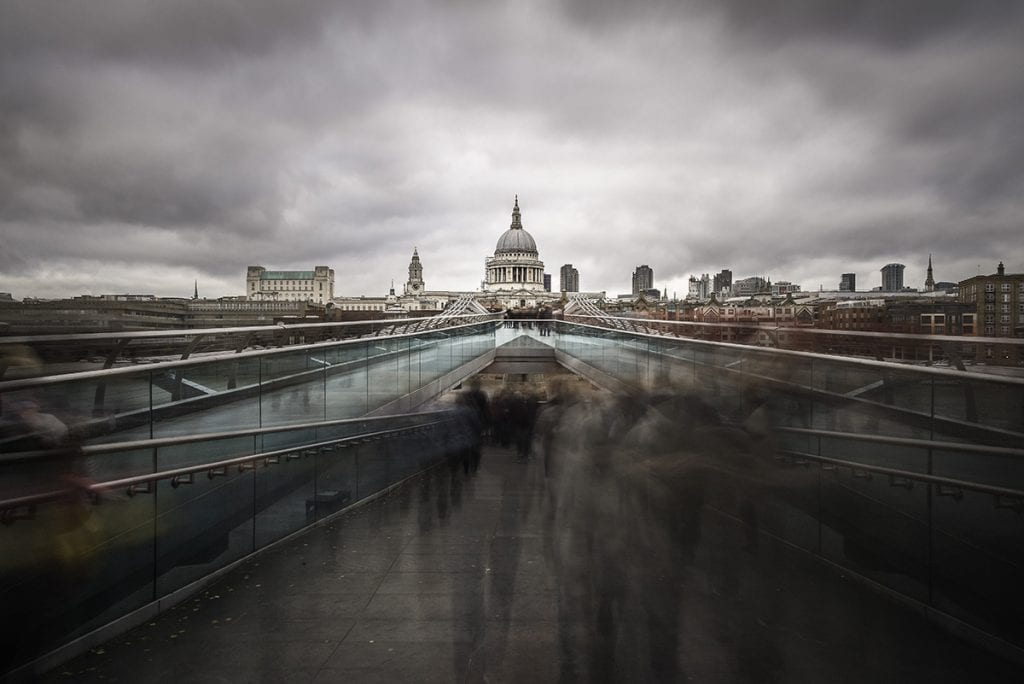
[44, 447, 1021, 682]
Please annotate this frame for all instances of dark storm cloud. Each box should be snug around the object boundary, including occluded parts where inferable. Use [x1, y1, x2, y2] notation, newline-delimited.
[561, 0, 1021, 47]
[0, 0, 402, 232]
[646, 0, 1024, 290]
[708, 0, 1020, 48]
[1, 0, 1023, 299]
[0, 0, 349, 66]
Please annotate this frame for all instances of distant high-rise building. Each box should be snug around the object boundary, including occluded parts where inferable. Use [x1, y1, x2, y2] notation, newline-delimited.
[543, 274, 551, 292]
[560, 264, 580, 293]
[632, 265, 654, 295]
[839, 273, 856, 292]
[881, 263, 905, 292]
[924, 255, 935, 292]
[712, 269, 732, 296]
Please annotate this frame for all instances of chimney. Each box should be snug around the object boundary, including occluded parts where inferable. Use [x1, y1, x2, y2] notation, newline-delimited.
[997, 261, 1005, 276]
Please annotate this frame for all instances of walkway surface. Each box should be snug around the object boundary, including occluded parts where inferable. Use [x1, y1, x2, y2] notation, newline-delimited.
[45, 447, 1022, 683]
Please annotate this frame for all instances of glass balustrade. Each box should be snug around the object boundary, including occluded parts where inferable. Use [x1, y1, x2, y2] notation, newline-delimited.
[0, 321, 497, 453]
[0, 412, 459, 674]
[3, 316, 1023, 675]
[554, 318, 1024, 653]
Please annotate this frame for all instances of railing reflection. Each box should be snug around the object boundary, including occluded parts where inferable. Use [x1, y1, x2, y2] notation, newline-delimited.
[0, 319, 500, 451]
[564, 312, 1024, 369]
[0, 410, 470, 676]
[551, 318, 1024, 657]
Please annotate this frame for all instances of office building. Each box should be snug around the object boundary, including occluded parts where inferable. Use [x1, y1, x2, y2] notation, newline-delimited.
[632, 265, 654, 295]
[712, 269, 732, 297]
[881, 263, 905, 292]
[559, 264, 580, 293]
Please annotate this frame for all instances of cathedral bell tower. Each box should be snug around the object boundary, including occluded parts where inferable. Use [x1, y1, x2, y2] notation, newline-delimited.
[404, 247, 424, 295]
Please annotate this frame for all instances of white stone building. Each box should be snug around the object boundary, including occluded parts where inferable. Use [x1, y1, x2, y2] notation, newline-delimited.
[246, 266, 335, 304]
[481, 197, 561, 310]
[331, 197, 562, 314]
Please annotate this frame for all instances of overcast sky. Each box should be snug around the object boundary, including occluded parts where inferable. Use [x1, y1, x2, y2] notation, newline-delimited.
[2, 0, 1023, 301]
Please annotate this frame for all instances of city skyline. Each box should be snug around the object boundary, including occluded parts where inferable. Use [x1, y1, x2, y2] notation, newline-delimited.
[2, 2, 1023, 300]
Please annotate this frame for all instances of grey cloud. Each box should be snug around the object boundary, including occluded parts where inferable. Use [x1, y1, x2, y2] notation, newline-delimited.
[0, 0, 350, 67]
[709, 0, 1021, 48]
[2, 0, 1023, 300]
[559, 0, 1023, 49]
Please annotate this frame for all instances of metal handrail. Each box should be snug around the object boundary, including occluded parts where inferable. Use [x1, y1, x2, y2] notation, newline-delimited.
[557, 319, 1024, 386]
[564, 313, 1024, 347]
[0, 409, 455, 463]
[778, 448, 1024, 501]
[0, 312, 502, 346]
[0, 418, 457, 516]
[0, 317, 502, 392]
[774, 427, 1024, 459]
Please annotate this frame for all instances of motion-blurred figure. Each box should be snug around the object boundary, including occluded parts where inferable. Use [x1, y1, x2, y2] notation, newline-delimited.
[534, 382, 780, 681]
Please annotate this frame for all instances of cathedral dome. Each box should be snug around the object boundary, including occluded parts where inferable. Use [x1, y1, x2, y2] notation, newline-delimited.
[495, 227, 537, 254]
[494, 196, 537, 254]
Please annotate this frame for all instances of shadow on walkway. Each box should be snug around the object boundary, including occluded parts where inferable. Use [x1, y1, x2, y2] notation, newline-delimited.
[44, 447, 1022, 683]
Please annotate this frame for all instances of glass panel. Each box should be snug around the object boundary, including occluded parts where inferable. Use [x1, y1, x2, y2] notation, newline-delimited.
[152, 357, 262, 438]
[424, 324, 444, 372]
[88, 446, 154, 482]
[818, 458, 929, 602]
[155, 469, 255, 596]
[0, 489, 156, 672]
[810, 359, 933, 439]
[158, 435, 254, 470]
[410, 327, 430, 379]
[260, 350, 324, 429]
[416, 424, 446, 472]
[355, 441, 389, 501]
[660, 337, 696, 390]
[932, 377, 1023, 447]
[366, 339, 401, 411]
[389, 429, 427, 484]
[395, 336, 411, 400]
[615, 331, 640, 386]
[646, 338, 669, 391]
[932, 447, 1022, 490]
[449, 326, 465, 369]
[734, 349, 813, 430]
[254, 445, 316, 548]
[438, 330, 456, 375]
[1, 372, 153, 450]
[745, 456, 820, 553]
[316, 418, 371, 443]
[324, 341, 368, 420]
[931, 486, 1024, 648]
[261, 427, 318, 453]
[314, 443, 357, 522]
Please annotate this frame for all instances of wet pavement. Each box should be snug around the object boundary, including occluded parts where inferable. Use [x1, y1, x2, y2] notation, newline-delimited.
[43, 446, 1023, 683]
